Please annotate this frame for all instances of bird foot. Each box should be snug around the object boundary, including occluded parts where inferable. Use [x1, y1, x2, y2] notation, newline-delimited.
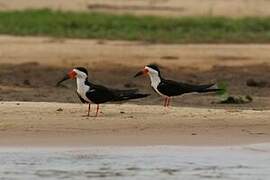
[82, 114, 102, 118]
[82, 114, 90, 117]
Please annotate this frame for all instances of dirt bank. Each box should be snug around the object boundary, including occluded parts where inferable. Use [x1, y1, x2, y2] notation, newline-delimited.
[0, 0, 270, 17]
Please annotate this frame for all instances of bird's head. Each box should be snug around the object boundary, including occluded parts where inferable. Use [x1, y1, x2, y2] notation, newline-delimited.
[57, 67, 88, 86]
[134, 64, 161, 78]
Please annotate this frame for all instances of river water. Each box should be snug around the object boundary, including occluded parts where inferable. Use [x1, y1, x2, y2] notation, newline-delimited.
[1, 144, 270, 180]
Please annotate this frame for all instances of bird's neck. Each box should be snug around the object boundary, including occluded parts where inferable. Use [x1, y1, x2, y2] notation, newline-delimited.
[148, 74, 161, 89]
[76, 77, 90, 96]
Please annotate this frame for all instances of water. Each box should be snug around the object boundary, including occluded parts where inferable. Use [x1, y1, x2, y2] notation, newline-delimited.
[1, 144, 270, 180]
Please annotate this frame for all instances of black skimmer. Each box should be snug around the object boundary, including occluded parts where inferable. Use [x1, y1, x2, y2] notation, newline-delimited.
[57, 67, 150, 117]
[134, 64, 220, 107]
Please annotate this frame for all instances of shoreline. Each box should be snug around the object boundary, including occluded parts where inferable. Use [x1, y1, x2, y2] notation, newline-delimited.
[0, 143, 270, 150]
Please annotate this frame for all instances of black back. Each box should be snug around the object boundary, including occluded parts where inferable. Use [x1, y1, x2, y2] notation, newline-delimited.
[86, 82, 115, 104]
[157, 79, 214, 97]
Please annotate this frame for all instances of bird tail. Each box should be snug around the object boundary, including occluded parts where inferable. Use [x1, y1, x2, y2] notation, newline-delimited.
[195, 84, 222, 93]
[112, 90, 150, 101]
[112, 89, 139, 96]
[114, 93, 150, 101]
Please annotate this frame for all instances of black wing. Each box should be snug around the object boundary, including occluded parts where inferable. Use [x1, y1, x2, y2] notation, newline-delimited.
[107, 88, 149, 101]
[110, 88, 138, 97]
[86, 81, 149, 104]
[85, 83, 115, 104]
[157, 79, 214, 96]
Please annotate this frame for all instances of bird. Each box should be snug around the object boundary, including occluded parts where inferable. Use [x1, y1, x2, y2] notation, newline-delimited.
[57, 67, 150, 117]
[134, 64, 220, 107]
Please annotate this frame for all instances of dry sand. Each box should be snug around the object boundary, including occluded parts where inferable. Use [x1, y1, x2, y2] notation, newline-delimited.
[0, 0, 270, 17]
[0, 36, 270, 146]
[0, 101, 270, 147]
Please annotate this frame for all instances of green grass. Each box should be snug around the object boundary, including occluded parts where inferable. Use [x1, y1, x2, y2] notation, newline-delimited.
[1, 9, 270, 43]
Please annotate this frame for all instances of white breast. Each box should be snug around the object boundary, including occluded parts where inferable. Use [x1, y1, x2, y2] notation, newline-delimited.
[148, 73, 165, 97]
[76, 78, 91, 103]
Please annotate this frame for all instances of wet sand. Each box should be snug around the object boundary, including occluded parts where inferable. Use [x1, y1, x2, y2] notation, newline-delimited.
[0, 101, 270, 147]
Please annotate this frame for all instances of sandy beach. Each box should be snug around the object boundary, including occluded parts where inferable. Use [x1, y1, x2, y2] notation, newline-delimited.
[0, 101, 269, 147]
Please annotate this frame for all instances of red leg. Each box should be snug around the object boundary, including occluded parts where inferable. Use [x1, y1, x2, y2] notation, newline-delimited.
[87, 103, 91, 117]
[163, 97, 168, 107]
[166, 97, 171, 107]
[95, 104, 100, 117]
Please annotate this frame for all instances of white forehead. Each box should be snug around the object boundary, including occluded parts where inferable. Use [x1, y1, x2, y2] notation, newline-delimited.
[73, 69, 87, 76]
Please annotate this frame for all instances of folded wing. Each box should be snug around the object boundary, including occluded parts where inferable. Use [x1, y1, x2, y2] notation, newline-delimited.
[157, 79, 220, 96]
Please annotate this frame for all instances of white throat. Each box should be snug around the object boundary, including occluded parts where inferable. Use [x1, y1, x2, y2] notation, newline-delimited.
[148, 73, 161, 92]
[76, 77, 90, 102]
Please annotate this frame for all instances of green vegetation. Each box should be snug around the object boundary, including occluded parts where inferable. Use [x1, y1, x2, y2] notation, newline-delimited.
[217, 82, 253, 104]
[1, 9, 270, 43]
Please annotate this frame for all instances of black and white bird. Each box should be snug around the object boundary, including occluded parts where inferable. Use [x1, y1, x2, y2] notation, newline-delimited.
[57, 67, 150, 117]
[134, 64, 220, 107]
